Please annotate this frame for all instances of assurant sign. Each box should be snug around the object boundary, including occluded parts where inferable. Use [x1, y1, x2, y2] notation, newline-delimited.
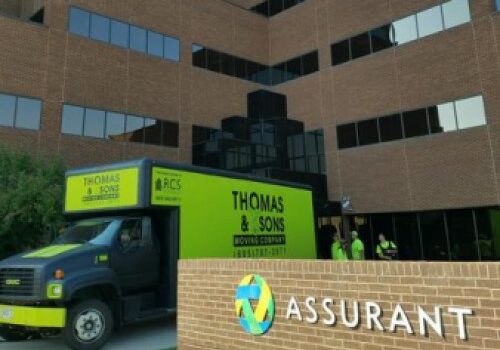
[236, 275, 474, 341]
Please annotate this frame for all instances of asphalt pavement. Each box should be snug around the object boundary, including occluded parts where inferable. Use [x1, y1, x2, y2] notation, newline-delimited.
[0, 318, 176, 350]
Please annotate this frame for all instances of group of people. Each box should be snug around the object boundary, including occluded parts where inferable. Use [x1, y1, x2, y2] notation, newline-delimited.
[331, 231, 399, 261]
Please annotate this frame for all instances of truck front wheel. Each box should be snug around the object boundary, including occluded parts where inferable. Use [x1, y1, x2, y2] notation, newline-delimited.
[63, 299, 114, 350]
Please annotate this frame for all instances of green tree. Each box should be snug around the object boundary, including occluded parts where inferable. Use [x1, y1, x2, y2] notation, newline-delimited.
[0, 146, 65, 260]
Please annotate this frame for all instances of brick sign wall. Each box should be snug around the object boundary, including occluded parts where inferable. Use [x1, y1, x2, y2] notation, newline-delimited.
[178, 260, 500, 350]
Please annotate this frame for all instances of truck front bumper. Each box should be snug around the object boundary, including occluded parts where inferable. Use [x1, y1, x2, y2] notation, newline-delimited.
[0, 304, 66, 328]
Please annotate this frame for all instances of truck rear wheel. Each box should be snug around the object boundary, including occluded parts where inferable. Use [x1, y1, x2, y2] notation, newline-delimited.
[63, 299, 113, 350]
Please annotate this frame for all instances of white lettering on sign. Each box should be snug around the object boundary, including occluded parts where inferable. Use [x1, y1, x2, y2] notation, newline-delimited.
[285, 297, 473, 341]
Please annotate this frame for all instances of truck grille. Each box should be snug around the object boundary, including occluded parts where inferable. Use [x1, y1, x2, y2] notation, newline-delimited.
[0, 268, 35, 297]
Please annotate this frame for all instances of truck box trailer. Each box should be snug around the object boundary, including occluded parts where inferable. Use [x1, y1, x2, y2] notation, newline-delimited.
[0, 159, 317, 349]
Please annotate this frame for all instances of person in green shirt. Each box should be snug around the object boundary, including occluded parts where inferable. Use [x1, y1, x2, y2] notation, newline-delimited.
[376, 233, 398, 260]
[331, 233, 348, 261]
[351, 231, 365, 260]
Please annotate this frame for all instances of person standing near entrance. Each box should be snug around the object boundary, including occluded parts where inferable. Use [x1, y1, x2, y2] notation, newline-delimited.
[376, 233, 398, 260]
[331, 233, 348, 261]
[351, 231, 365, 260]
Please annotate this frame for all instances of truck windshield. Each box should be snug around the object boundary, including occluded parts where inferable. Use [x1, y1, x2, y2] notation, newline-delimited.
[54, 218, 121, 245]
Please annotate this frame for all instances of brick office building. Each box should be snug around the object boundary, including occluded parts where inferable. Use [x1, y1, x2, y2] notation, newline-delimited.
[0, 0, 499, 261]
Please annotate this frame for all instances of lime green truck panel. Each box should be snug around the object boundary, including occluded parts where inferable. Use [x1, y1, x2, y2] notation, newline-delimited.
[151, 167, 316, 259]
[0, 305, 66, 328]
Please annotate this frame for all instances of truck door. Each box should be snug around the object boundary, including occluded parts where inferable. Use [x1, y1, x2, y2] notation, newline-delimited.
[112, 217, 160, 294]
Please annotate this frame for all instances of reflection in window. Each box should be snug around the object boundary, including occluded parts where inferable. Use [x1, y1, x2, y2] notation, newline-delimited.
[69, 7, 90, 37]
[391, 15, 418, 45]
[84, 109, 105, 138]
[130, 26, 147, 53]
[69, 7, 180, 63]
[455, 95, 486, 130]
[370, 25, 393, 52]
[0, 94, 16, 127]
[417, 6, 444, 38]
[420, 211, 449, 260]
[147, 31, 164, 58]
[394, 213, 422, 260]
[15, 98, 41, 130]
[61, 104, 178, 147]
[428, 103, 457, 133]
[474, 208, 500, 261]
[61, 104, 84, 135]
[105, 112, 126, 139]
[403, 108, 429, 138]
[447, 209, 479, 261]
[90, 14, 110, 43]
[442, 0, 471, 29]
[111, 20, 129, 48]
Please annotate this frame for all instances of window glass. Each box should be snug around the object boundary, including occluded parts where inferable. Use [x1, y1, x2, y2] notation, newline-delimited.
[0, 94, 16, 127]
[420, 211, 449, 260]
[271, 63, 286, 85]
[474, 208, 500, 261]
[126, 115, 145, 143]
[390, 15, 418, 45]
[293, 158, 306, 172]
[379, 114, 403, 142]
[15, 98, 41, 130]
[207, 49, 221, 72]
[144, 118, 162, 145]
[147, 31, 163, 58]
[350, 32, 371, 59]
[90, 14, 110, 43]
[370, 24, 393, 53]
[69, 7, 90, 37]
[110, 20, 129, 48]
[371, 214, 395, 255]
[302, 51, 319, 75]
[293, 134, 305, 157]
[357, 119, 379, 146]
[192, 44, 207, 68]
[284, 0, 298, 10]
[308, 156, 319, 173]
[254, 1, 270, 16]
[394, 214, 422, 260]
[455, 95, 487, 129]
[286, 57, 302, 80]
[497, 0, 500, 11]
[130, 25, 147, 53]
[337, 123, 357, 149]
[269, 0, 284, 16]
[61, 105, 84, 135]
[256, 65, 271, 85]
[247, 61, 260, 82]
[105, 112, 125, 139]
[83, 108, 105, 138]
[164, 36, 180, 61]
[304, 133, 317, 155]
[442, 0, 471, 29]
[417, 5, 444, 38]
[403, 108, 429, 138]
[447, 209, 479, 261]
[234, 57, 247, 79]
[331, 39, 350, 65]
[162, 121, 179, 147]
[220, 53, 235, 76]
[428, 102, 457, 133]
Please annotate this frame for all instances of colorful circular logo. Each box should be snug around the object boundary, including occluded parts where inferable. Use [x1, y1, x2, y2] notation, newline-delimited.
[235, 274, 275, 336]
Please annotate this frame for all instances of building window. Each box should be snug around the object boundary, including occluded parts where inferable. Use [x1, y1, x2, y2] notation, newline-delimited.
[496, 0, 500, 11]
[357, 119, 379, 146]
[192, 44, 318, 86]
[455, 95, 487, 129]
[337, 123, 357, 149]
[337, 95, 486, 150]
[420, 211, 449, 261]
[394, 213, 422, 260]
[250, 0, 307, 17]
[379, 114, 403, 142]
[61, 104, 179, 147]
[332, 0, 471, 66]
[446, 209, 479, 261]
[68, 7, 180, 63]
[0, 93, 41, 131]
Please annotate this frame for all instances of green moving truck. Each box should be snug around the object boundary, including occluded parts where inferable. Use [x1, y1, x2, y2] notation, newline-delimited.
[0, 159, 317, 349]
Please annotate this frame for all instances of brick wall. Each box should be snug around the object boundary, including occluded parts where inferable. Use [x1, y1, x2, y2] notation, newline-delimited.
[178, 260, 500, 350]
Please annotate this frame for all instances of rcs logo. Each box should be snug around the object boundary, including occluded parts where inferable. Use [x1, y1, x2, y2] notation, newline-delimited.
[154, 177, 181, 192]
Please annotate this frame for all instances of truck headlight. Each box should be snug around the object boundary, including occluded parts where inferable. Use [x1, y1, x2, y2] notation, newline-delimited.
[47, 283, 63, 299]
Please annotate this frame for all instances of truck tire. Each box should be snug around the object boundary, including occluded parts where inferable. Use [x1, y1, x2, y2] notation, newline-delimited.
[63, 299, 114, 350]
